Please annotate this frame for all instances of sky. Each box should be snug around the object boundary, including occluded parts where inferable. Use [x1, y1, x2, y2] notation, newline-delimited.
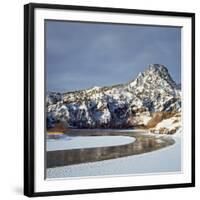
[46, 20, 181, 92]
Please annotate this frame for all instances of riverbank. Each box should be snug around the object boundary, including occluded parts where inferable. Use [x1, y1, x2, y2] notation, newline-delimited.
[46, 130, 181, 179]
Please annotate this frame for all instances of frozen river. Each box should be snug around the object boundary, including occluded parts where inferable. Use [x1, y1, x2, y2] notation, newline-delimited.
[47, 135, 135, 151]
[46, 129, 181, 179]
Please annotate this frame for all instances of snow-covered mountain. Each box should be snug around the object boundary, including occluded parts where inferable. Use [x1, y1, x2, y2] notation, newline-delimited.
[47, 64, 181, 134]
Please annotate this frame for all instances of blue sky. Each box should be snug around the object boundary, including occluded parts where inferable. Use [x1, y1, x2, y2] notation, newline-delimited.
[46, 20, 181, 92]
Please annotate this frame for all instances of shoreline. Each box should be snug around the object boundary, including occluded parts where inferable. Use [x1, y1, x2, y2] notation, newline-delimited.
[46, 129, 176, 169]
[47, 132, 181, 179]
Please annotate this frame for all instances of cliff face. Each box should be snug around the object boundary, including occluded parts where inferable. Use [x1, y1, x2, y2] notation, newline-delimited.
[47, 64, 181, 133]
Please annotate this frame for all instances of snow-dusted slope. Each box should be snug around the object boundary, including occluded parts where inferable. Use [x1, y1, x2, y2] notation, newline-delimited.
[47, 64, 181, 132]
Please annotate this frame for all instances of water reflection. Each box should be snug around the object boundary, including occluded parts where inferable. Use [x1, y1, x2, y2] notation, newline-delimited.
[46, 130, 175, 168]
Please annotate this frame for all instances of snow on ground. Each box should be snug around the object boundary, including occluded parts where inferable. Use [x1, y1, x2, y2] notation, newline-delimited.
[149, 115, 181, 134]
[156, 117, 180, 130]
[47, 136, 135, 151]
[142, 115, 152, 125]
[47, 132, 181, 179]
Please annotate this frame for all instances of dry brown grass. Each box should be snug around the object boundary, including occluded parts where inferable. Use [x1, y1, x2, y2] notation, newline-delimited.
[48, 122, 68, 133]
[172, 119, 179, 124]
[146, 112, 163, 128]
[146, 112, 178, 128]
[47, 132, 64, 135]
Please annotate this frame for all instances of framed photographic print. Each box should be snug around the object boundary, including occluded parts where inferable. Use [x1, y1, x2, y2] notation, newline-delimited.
[24, 3, 195, 197]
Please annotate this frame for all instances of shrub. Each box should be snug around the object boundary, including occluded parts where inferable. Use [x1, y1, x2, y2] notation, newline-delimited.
[146, 112, 176, 128]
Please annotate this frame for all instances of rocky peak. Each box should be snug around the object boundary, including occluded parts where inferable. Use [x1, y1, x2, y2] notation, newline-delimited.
[128, 64, 177, 91]
[144, 64, 177, 88]
[148, 64, 168, 73]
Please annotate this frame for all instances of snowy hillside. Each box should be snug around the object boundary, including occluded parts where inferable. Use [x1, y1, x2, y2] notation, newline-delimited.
[47, 64, 181, 134]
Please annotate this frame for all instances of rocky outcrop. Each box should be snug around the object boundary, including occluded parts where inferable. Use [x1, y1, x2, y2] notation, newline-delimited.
[47, 64, 181, 133]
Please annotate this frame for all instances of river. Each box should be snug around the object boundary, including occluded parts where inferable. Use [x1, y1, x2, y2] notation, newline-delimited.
[46, 129, 175, 168]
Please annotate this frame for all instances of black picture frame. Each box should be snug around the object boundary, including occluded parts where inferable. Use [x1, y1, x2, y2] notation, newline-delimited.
[24, 3, 195, 197]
